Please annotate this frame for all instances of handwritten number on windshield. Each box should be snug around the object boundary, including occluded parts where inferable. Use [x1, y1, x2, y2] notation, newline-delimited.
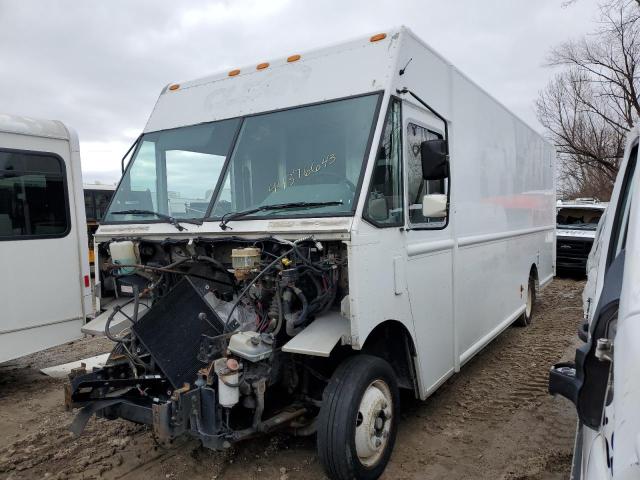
[268, 153, 336, 193]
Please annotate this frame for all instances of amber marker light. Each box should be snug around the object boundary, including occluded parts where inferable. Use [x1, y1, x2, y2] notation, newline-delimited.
[256, 62, 269, 70]
[168, 84, 180, 91]
[370, 33, 387, 42]
[287, 54, 301, 63]
[228, 69, 241, 77]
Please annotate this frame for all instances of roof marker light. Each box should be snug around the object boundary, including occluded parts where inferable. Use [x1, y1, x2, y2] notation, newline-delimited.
[228, 69, 240, 77]
[168, 84, 180, 91]
[287, 54, 301, 63]
[370, 33, 387, 42]
[256, 62, 269, 70]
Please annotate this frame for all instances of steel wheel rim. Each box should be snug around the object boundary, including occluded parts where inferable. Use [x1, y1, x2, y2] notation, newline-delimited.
[354, 379, 393, 467]
[525, 283, 533, 318]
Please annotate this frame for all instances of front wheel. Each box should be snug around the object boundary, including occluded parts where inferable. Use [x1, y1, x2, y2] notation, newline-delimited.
[317, 355, 399, 480]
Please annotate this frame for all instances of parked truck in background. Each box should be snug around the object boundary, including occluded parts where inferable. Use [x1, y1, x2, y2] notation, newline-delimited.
[556, 199, 607, 274]
[68, 27, 556, 480]
[0, 114, 91, 364]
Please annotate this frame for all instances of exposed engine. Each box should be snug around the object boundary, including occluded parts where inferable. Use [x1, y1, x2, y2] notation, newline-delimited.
[67, 236, 348, 448]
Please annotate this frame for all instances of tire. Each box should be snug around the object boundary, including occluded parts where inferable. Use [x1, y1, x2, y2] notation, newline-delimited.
[515, 273, 536, 327]
[317, 355, 399, 480]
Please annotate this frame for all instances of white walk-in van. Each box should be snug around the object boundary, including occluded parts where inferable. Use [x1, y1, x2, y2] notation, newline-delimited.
[68, 27, 555, 480]
[550, 128, 640, 480]
[0, 114, 91, 364]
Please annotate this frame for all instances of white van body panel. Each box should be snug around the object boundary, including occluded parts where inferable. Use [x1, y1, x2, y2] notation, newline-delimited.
[577, 128, 640, 480]
[347, 29, 555, 396]
[0, 114, 90, 363]
[583, 129, 640, 324]
[144, 33, 400, 133]
[608, 130, 640, 479]
[96, 27, 555, 400]
[614, 176, 640, 477]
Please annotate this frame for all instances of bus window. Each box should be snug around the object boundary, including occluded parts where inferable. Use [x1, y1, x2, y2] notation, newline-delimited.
[84, 190, 96, 222]
[84, 187, 114, 264]
[95, 191, 111, 220]
[0, 149, 69, 239]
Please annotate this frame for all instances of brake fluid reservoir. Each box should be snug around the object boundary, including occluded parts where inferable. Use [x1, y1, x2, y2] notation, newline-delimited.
[214, 357, 239, 408]
[228, 331, 273, 362]
[109, 241, 138, 275]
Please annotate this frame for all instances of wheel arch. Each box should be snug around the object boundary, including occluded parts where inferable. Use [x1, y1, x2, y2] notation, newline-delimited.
[513, 262, 539, 327]
[530, 262, 540, 293]
[529, 262, 540, 288]
[360, 319, 419, 392]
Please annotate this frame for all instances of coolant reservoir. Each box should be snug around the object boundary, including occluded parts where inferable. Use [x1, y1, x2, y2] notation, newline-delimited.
[109, 241, 138, 275]
[231, 247, 261, 280]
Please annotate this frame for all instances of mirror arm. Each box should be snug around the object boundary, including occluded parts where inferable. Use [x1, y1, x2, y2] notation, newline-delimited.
[121, 134, 143, 174]
[396, 87, 449, 154]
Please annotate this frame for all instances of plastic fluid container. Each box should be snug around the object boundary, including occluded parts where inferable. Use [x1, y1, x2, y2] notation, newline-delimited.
[109, 241, 138, 275]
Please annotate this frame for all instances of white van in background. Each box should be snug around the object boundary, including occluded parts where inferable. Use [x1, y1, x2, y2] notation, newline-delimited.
[0, 114, 92, 363]
[550, 127, 640, 479]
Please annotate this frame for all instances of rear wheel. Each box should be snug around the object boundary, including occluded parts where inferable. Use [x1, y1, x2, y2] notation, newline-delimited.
[317, 355, 399, 480]
[515, 273, 536, 327]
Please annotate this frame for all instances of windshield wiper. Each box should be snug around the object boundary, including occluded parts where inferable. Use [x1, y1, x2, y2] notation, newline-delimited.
[111, 209, 203, 232]
[219, 201, 343, 230]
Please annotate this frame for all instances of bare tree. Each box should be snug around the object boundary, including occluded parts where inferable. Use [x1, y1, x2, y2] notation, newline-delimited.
[537, 0, 640, 200]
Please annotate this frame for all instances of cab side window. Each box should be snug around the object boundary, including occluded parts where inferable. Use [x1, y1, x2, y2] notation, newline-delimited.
[406, 123, 446, 227]
[364, 98, 403, 227]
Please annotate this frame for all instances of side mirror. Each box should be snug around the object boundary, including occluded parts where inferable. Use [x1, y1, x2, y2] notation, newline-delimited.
[420, 139, 449, 180]
[422, 194, 447, 218]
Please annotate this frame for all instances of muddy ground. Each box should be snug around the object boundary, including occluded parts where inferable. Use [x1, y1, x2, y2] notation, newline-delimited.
[0, 277, 584, 480]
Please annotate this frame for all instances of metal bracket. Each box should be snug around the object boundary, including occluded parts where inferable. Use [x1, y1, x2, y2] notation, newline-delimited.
[595, 338, 614, 363]
[341, 334, 358, 346]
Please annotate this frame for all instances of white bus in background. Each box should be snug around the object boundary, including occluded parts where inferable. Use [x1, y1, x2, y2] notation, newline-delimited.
[83, 183, 115, 265]
[69, 27, 555, 480]
[0, 114, 92, 364]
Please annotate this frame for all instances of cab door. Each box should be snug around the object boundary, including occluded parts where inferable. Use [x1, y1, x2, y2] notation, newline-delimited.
[401, 100, 455, 397]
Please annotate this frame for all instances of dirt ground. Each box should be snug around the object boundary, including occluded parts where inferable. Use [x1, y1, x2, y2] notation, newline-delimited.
[0, 277, 585, 480]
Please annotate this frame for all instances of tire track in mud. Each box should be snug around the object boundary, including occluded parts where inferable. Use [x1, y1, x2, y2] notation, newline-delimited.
[447, 281, 580, 421]
[0, 338, 152, 480]
[0, 408, 149, 479]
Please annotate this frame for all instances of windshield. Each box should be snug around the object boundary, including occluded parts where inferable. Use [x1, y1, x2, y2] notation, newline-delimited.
[103, 118, 240, 222]
[556, 207, 603, 230]
[209, 94, 380, 218]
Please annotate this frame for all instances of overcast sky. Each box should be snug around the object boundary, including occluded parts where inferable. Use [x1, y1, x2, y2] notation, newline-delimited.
[0, 0, 600, 185]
